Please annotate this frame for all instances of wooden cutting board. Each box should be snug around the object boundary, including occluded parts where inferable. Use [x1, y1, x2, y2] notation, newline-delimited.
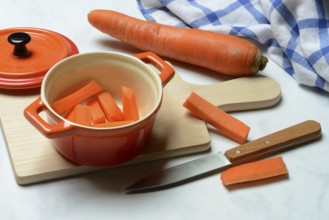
[0, 72, 281, 185]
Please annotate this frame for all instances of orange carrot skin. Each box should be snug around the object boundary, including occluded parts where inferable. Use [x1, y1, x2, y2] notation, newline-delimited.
[52, 80, 102, 114]
[97, 91, 124, 122]
[220, 156, 288, 186]
[183, 92, 250, 144]
[87, 98, 107, 124]
[122, 86, 139, 121]
[88, 10, 267, 76]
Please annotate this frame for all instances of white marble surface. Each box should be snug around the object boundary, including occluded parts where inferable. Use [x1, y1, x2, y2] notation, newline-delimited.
[1, 1, 329, 219]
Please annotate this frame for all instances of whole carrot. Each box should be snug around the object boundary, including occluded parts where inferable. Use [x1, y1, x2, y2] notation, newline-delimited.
[88, 9, 268, 77]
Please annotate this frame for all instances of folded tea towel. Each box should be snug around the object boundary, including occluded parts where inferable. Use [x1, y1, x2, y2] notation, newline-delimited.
[137, 0, 329, 92]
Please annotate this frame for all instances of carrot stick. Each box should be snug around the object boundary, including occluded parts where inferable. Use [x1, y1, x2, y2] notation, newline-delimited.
[88, 9, 268, 77]
[183, 92, 250, 144]
[66, 104, 93, 126]
[87, 98, 106, 124]
[92, 120, 134, 128]
[220, 156, 288, 186]
[97, 91, 123, 122]
[121, 86, 139, 121]
[52, 80, 102, 114]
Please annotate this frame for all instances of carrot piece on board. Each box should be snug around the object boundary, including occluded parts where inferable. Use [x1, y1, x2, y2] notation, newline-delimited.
[121, 86, 139, 121]
[92, 120, 134, 128]
[66, 104, 93, 126]
[88, 10, 268, 77]
[220, 156, 288, 186]
[52, 80, 102, 114]
[97, 91, 123, 122]
[183, 92, 250, 144]
[87, 98, 106, 124]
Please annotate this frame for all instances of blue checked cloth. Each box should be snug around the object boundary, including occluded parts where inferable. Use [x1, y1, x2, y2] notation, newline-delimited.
[137, 0, 329, 93]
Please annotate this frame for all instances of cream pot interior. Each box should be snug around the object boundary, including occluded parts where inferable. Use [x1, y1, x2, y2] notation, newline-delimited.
[41, 52, 163, 127]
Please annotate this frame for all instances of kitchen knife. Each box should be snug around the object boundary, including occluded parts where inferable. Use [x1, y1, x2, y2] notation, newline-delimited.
[126, 120, 321, 192]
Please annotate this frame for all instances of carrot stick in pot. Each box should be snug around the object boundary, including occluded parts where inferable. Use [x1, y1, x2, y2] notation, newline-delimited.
[87, 9, 268, 77]
[66, 104, 93, 126]
[52, 80, 102, 114]
[87, 98, 107, 124]
[121, 86, 139, 121]
[97, 91, 124, 122]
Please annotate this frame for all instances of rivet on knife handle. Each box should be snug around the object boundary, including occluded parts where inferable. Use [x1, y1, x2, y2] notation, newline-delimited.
[225, 120, 321, 163]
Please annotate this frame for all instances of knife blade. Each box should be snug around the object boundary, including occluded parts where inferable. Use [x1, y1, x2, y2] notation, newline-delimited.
[126, 120, 321, 192]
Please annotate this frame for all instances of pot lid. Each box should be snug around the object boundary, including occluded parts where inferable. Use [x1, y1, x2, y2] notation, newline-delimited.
[0, 27, 79, 89]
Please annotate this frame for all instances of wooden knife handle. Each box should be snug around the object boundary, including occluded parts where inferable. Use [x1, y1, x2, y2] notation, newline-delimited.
[224, 120, 321, 163]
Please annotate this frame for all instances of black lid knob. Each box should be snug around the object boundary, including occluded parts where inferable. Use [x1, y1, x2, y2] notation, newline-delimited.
[7, 32, 31, 57]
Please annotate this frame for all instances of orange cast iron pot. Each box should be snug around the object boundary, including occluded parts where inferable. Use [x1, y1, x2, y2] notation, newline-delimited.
[24, 51, 175, 167]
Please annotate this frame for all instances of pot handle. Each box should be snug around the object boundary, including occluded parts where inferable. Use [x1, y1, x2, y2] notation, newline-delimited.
[24, 97, 75, 139]
[133, 52, 175, 86]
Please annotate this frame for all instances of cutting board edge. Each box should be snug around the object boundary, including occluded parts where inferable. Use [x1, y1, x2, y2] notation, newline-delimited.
[14, 165, 101, 185]
[14, 141, 211, 185]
